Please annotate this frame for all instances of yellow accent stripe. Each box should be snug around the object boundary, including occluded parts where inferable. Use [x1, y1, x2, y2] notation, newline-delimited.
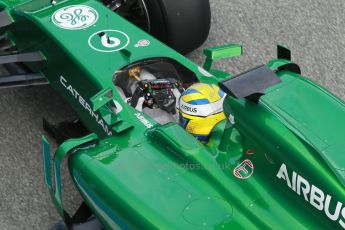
[182, 92, 205, 102]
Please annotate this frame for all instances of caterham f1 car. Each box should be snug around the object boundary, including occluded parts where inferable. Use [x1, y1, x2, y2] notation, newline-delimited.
[0, 0, 344, 229]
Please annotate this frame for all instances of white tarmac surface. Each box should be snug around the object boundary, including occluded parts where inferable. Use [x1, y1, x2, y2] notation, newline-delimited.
[0, 0, 344, 229]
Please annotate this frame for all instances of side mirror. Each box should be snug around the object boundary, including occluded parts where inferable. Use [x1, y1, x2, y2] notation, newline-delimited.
[203, 44, 242, 71]
[90, 87, 113, 112]
[277, 44, 291, 61]
[90, 88, 132, 133]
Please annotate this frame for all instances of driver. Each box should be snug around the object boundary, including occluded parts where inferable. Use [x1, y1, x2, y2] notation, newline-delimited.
[178, 83, 226, 142]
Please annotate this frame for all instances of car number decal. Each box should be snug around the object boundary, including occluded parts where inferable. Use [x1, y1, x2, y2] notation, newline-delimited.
[88, 30, 130, 52]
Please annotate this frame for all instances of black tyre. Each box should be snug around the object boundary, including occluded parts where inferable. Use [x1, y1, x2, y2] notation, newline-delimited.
[104, 0, 211, 54]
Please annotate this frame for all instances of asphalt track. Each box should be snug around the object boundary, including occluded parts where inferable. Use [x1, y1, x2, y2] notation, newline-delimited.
[0, 0, 344, 229]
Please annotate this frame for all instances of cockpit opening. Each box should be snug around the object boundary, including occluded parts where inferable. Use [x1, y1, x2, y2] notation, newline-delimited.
[113, 57, 198, 124]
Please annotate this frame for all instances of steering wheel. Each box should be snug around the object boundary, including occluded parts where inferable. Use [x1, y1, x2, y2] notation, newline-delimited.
[131, 78, 184, 113]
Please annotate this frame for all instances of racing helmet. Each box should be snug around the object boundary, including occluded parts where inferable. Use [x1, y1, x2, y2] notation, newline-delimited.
[178, 83, 226, 142]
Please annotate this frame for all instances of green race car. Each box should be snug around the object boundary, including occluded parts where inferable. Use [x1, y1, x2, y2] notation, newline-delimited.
[0, 0, 344, 229]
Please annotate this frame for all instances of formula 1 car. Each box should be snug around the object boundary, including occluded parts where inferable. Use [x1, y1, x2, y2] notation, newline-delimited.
[0, 0, 345, 229]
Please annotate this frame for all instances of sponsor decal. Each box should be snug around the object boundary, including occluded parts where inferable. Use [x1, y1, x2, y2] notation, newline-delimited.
[88, 30, 130, 52]
[179, 96, 224, 117]
[60, 76, 112, 136]
[246, 149, 255, 155]
[180, 104, 197, 114]
[277, 163, 345, 228]
[52, 5, 98, 30]
[134, 39, 150, 47]
[134, 113, 153, 129]
[233, 159, 254, 179]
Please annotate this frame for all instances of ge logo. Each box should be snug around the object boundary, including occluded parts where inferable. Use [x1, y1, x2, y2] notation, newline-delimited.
[52, 5, 98, 30]
[88, 30, 130, 52]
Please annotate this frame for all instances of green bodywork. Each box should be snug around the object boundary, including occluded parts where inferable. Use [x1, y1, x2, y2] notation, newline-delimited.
[1, 0, 345, 229]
